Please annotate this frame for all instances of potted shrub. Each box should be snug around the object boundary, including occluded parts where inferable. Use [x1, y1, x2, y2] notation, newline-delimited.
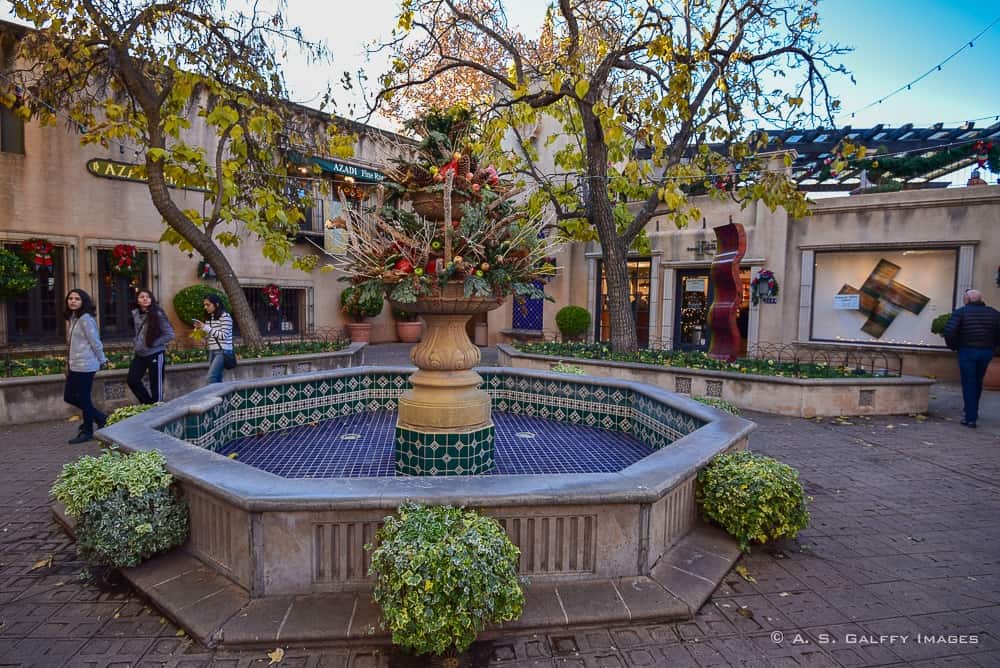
[368, 502, 524, 667]
[696, 450, 810, 552]
[51, 449, 189, 570]
[555, 305, 591, 341]
[393, 307, 423, 343]
[341, 285, 384, 343]
[173, 284, 230, 326]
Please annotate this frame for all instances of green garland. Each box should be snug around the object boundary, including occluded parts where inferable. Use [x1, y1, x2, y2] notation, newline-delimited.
[814, 140, 998, 183]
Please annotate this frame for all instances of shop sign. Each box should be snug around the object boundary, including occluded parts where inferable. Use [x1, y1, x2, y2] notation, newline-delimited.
[86, 158, 210, 192]
[685, 278, 707, 292]
[322, 160, 384, 182]
[833, 294, 860, 310]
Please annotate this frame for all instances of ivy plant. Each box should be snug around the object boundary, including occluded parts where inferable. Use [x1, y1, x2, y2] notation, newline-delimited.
[105, 403, 158, 427]
[76, 486, 188, 568]
[367, 502, 524, 657]
[696, 450, 810, 552]
[51, 450, 173, 518]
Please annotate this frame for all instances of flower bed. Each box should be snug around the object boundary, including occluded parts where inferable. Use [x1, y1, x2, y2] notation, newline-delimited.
[513, 342, 871, 379]
[1, 340, 347, 378]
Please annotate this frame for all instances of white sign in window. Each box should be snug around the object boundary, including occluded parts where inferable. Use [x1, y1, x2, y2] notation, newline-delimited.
[833, 294, 860, 310]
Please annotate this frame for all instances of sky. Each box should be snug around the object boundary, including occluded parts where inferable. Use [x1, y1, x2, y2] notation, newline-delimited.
[3, 0, 999, 133]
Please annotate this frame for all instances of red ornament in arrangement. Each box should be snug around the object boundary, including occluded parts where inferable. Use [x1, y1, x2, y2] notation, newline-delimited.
[110, 244, 145, 276]
[263, 284, 281, 310]
[21, 238, 54, 272]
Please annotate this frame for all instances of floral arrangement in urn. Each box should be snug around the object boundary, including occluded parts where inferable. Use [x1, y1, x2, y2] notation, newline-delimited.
[335, 106, 554, 308]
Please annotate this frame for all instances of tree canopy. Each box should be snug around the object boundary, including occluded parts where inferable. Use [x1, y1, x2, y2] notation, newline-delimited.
[377, 0, 848, 352]
[2, 0, 353, 344]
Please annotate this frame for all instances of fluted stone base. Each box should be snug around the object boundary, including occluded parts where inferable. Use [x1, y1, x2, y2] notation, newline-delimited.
[390, 295, 501, 475]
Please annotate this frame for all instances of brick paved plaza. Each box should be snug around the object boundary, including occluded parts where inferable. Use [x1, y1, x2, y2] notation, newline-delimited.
[1, 346, 998, 667]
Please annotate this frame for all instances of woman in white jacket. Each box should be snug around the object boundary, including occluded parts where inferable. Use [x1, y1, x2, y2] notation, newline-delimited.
[63, 289, 108, 443]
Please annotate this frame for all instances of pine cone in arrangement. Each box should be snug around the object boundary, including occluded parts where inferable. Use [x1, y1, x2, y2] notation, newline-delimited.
[406, 164, 434, 187]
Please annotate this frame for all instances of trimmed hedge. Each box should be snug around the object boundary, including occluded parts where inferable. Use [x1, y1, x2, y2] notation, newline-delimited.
[172, 284, 230, 325]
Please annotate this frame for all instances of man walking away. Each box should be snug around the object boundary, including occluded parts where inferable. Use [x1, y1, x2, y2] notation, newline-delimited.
[942, 289, 1000, 428]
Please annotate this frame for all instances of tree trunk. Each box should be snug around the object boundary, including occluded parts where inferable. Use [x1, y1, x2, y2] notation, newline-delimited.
[579, 104, 638, 353]
[143, 150, 264, 346]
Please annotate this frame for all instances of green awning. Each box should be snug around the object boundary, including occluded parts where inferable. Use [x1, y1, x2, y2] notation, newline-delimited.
[289, 151, 385, 183]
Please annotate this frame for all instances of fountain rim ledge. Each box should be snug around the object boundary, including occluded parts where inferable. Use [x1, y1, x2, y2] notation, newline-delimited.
[96, 365, 754, 512]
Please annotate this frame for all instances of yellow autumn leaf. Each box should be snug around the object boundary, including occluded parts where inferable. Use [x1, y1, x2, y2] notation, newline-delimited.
[30, 556, 53, 571]
[735, 564, 757, 583]
[175, 628, 185, 637]
[268, 647, 285, 665]
[228, 452, 239, 459]
[574, 79, 590, 99]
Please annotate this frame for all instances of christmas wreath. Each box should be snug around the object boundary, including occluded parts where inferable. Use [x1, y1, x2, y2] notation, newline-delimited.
[109, 244, 146, 277]
[750, 269, 779, 305]
[263, 284, 281, 310]
[197, 259, 217, 280]
[21, 238, 55, 272]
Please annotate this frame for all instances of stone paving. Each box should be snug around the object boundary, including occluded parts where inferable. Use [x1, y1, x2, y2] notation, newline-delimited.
[0, 344, 998, 667]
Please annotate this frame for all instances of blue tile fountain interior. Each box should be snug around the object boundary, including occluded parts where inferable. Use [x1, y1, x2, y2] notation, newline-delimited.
[157, 370, 705, 477]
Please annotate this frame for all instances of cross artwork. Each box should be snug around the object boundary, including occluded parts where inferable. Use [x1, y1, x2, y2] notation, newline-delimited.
[838, 259, 930, 338]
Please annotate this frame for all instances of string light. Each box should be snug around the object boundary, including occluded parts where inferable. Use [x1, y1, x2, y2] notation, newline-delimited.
[838, 14, 1000, 120]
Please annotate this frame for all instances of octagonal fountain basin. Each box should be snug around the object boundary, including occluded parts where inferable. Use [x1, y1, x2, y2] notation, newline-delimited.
[96, 366, 753, 648]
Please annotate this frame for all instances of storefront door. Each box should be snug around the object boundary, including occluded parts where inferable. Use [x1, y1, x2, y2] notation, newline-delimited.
[674, 270, 712, 351]
[595, 259, 651, 347]
[673, 268, 752, 353]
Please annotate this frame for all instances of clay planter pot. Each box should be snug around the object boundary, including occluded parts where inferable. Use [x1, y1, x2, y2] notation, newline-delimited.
[408, 190, 469, 221]
[395, 319, 423, 343]
[985, 357, 1000, 391]
[344, 322, 373, 343]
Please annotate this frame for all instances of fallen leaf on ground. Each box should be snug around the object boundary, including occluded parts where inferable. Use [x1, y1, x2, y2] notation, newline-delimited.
[268, 647, 285, 664]
[175, 629, 185, 637]
[736, 607, 755, 619]
[227, 453, 239, 459]
[734, 565, 757, 583]
[66, 415, 81, 422]
[30, 556, 52, 571]
[915, 414, 927, 421]
[778, 592, 790, 597]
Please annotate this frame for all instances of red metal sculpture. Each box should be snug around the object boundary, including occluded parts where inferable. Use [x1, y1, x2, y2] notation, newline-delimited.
[707, 219, 747, 361]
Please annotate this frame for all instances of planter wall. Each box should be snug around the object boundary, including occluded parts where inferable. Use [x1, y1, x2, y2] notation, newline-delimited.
[0, 343, 366, 426]
[498, 345, 934, 418]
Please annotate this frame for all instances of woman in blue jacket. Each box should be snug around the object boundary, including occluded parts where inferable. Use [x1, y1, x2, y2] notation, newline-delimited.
[63, 289, 108, 444]
[127, 289, 175, 404]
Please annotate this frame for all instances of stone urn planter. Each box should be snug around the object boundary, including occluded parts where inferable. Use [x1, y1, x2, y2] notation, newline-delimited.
[390, 282, 504, 475]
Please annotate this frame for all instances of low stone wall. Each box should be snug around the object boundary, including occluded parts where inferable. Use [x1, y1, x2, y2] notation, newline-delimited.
[0, 343, 366, 426]
[498, 345, 934, 418]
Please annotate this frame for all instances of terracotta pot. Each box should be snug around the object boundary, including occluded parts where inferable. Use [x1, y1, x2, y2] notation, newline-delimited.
[985, 357, 1000, 391]
[344, 322, 373, 343]
[395, 319, 423, 343]
[408, 190, 469, 221]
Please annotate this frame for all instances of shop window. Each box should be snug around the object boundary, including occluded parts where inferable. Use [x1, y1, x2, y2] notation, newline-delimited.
[96, 248, 150, 340]
[244, 286, 302, 336]
[3, 243, 64, 344]
[0, 104, 24, 154]
[596, 258, 651, 347]
[811, 248, 957, 347]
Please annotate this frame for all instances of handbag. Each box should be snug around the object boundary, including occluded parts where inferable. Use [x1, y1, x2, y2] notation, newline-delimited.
[211, 333, 238, 370]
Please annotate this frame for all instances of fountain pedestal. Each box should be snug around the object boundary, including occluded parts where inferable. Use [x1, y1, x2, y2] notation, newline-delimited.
[391, 283, 502, 475]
